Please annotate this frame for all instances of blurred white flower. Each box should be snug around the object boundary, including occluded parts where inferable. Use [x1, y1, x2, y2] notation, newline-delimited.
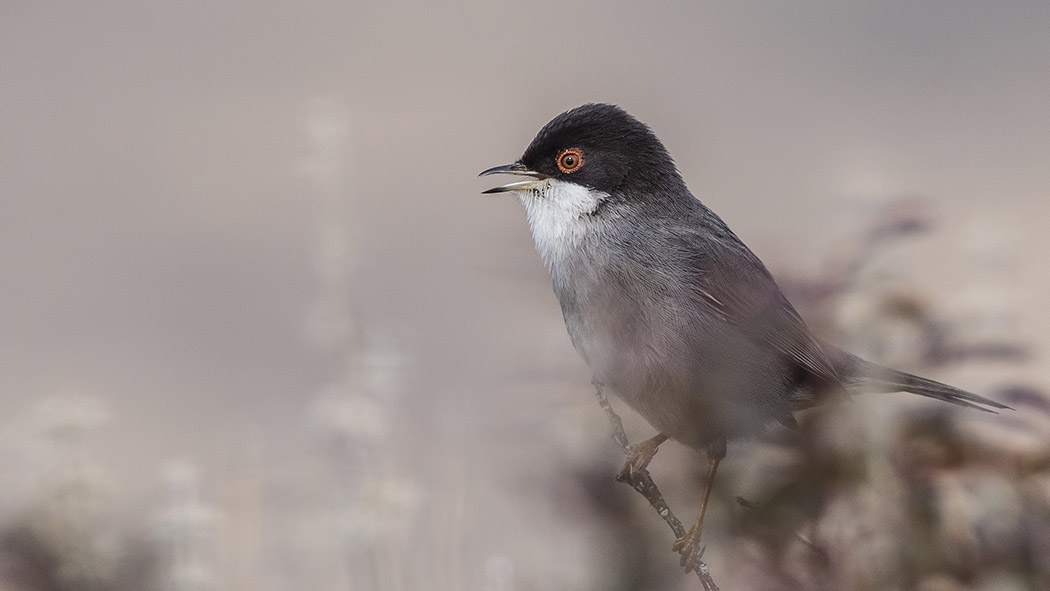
[338, 476, 422, 547]
[33, 393, 110, 444]
[153, 460, 219, 591]
[358, 326, 413, 399]
[307, 387, 389, 445]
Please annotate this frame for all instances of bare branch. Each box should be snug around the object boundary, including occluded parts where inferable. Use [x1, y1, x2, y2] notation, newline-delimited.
[592, 379, 721, 591]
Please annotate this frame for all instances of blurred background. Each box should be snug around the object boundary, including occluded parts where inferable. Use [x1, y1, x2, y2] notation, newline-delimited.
[3, 2, 1050, 589]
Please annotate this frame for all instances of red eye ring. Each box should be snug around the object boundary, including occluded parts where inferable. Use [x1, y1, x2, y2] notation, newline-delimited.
[557, 148, 584, 173]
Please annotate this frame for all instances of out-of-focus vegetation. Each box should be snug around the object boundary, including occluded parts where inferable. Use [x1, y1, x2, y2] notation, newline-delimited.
[3, 197, 1046, 591]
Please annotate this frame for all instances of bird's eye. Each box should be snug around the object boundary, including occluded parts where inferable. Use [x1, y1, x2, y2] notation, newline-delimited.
[557, 148, 584, 173]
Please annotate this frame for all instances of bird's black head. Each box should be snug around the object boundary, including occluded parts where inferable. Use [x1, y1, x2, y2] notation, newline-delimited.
[481, 103, 686, 198]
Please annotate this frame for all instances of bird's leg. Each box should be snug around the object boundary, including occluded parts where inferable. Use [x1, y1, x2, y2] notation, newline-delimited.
[672, 436, 726, 572]
[616, 432, 669, 482]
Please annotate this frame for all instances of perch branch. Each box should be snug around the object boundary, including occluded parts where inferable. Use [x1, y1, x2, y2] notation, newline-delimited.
[592, 378, 721, 591]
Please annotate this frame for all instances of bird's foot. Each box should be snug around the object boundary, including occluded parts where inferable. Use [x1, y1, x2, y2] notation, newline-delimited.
[672, 526, 706, 573]
[616, 434, 667, 482]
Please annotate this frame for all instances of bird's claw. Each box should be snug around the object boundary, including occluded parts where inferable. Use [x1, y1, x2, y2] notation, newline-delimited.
[616, 439, 662, 482]
[672, 529, 706, 572]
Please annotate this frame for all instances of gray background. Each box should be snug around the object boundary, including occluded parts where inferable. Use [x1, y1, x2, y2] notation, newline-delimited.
[3, 2, 1049, 589]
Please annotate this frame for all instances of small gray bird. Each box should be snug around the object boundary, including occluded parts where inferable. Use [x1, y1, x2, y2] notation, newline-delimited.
[480, 103, 1007, 569]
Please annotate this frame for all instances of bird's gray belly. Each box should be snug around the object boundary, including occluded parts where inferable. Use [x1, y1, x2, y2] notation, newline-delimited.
[556, 270, 792, 450]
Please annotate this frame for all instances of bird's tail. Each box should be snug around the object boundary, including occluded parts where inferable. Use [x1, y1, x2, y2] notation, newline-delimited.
[828, 347, 1011, 413]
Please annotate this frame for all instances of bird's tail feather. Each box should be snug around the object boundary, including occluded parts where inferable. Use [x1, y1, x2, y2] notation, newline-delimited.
[830, 348, 1011, 413]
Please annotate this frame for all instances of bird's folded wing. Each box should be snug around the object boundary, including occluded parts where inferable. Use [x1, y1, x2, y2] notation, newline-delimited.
[690, 241, 841, 385]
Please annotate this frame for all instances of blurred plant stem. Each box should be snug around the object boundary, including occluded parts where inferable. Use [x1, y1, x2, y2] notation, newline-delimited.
[592, 379, 720, 591]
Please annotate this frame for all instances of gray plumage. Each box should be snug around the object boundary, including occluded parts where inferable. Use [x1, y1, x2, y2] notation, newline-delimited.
[482, 103, 1007, 455]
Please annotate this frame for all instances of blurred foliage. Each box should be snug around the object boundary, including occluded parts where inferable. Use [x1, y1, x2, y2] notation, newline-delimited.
[1, 196, 1046, 591]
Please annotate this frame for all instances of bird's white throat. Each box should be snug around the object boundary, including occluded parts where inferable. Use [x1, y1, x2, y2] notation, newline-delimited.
[518, 179, 608, 267]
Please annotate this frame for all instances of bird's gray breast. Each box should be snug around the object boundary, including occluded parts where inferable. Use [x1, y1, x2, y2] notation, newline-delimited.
[549, 229, 793, 449]
[550, 236, 710, 443]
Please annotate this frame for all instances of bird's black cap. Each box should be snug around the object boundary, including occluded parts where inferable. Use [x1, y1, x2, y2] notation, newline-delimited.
[516, 103, 687, 196]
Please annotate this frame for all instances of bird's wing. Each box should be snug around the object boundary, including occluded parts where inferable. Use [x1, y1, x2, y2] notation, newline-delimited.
[684, 231, 841, 385]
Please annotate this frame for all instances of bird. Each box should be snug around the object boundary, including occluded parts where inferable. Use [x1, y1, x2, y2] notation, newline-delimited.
[479, 103, 1008, 571]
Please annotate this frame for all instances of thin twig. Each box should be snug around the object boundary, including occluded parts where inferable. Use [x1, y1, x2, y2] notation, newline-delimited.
[592, 379, 721, 591]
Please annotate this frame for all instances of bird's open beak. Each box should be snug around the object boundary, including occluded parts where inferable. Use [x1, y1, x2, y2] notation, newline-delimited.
[479, 162, 550, 194]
